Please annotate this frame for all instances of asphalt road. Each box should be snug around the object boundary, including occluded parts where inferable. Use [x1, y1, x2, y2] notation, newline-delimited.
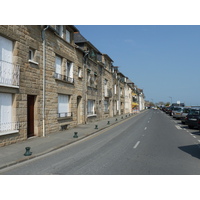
[2, 109, 200, 175]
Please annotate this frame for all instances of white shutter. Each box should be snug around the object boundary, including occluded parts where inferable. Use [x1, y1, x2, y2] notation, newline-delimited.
[58, 94, 69, 117]
[0, 93, 12, 131]
[70, 63, 73, 79]
[0, 36, 13, 85]
[55, 56, 61, 74]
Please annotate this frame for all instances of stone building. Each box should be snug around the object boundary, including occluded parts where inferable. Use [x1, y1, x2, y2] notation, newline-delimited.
[0, 25, 144, 147]
[0, 25, 84, 146]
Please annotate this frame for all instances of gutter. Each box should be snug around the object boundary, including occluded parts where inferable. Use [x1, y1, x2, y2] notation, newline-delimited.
[42, 25, 50, 137]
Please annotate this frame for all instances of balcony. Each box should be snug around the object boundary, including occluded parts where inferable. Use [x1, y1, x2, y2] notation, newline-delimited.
[57, 112, 73, 118]
[0, 121, 20, 136]
[0, 60, 20, 88]
[54, 72, 74, 84]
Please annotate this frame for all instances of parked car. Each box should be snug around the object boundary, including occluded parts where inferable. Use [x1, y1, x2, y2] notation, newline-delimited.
[180, 107, 191, 124]
[185, 108, 200, 129]
[169, 106, 181, 116]
[172, 107, 184, 119]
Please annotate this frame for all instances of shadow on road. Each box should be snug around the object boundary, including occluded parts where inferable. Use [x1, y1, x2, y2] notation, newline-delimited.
[178, 144, 200, 159]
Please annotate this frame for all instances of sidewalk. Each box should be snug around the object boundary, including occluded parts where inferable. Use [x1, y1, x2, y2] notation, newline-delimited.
[0, 112, 140, 170]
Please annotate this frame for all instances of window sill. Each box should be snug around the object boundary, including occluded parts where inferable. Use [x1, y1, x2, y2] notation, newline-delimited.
[0, 83, 19, 89]
[0, 130, 19, 136]
[87, 114, 97, 118]
[57, 116, 73, 121]
[28, 59, 39, 65]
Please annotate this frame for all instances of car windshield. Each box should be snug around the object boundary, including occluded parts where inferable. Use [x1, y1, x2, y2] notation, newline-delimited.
[189, 109, 200, 115]
[173, 107, 181, 111]
[183, 108, 190, 113]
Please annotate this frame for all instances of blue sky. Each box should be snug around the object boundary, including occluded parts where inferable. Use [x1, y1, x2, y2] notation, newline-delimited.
[76, 25, 200, 106]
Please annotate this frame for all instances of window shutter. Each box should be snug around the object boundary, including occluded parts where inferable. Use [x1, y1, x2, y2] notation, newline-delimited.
[55, 56, 61, 74]
[0, 93, 12, 131]
[0, 36, 13, 84]
[58, 94, 69, 117]
[70, 63, 73, 79]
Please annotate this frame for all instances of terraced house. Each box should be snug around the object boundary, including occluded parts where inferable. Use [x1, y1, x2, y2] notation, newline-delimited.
[0, 25, 145, 147]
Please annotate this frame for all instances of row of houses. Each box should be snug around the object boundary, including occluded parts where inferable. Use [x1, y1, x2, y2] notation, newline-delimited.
[0, 25, 145, 147]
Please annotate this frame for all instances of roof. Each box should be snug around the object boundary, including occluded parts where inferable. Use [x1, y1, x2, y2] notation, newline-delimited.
[74, 32, 88, 43]
[102, 54, 113, 62]
[74, 32, 102, 54]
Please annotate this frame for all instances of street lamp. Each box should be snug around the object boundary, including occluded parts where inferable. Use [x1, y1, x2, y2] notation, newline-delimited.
[169, 96, 172, 105]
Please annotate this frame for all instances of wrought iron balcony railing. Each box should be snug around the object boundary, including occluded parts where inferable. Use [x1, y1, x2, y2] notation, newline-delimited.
[0, 60, 20, 87]
[0, 121, 20, 132]
[58, 112, 73, 118]
[54, 72, 74, 84]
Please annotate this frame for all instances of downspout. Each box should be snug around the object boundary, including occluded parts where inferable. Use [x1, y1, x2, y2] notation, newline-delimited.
[42, 25, 49, 137]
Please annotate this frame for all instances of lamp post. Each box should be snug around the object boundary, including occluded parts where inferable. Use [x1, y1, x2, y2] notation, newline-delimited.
[169, 96, 172, 105]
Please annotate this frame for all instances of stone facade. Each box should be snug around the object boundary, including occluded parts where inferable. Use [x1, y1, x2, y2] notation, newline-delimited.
[0, 25, 145, 147]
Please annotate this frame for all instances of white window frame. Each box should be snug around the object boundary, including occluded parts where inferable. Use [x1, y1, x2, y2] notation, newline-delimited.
[28, 48, 38, 65]
[58, 94, 71, 117]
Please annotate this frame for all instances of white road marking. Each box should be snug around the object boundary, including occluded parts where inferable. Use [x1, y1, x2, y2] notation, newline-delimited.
[193, 136, 196, 138]
[148, 121, 150, 123]
[198, 140, 200, 143]
[144, 127, 147, 130]
[175, 125, 182, 130]
[133, 141, 140, 149]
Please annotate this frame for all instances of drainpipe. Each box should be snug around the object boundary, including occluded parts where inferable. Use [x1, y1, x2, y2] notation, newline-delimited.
[42, 25, 49, 137]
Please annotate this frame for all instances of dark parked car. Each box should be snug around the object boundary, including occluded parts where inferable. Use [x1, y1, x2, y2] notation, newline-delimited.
[185, 108, 200, 129]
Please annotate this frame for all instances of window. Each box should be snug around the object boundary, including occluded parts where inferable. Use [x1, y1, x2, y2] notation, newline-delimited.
[0, 36, 13, 85]
[66, 29, 70, 43]
[66, 61, 73, 83]
[87, 72, 91, 85]
[0, 93, 12, 131]
[55, 25, 63, 37]
[55, 55, 62, 79]
[78, 67, 82, 78]
[104, 100, 109, 112]
[104, 79, 108, 97]
[58, 94, 71, 117]
[87, 100, 95, 115]
[114, 84, 117, 94]
[28, 48, 38, 65]
[29, 49, 34, 60]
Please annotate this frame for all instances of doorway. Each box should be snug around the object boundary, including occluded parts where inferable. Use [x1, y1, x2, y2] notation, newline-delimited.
[77, 96, 82, 124]
[27, 95, 35, 138]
